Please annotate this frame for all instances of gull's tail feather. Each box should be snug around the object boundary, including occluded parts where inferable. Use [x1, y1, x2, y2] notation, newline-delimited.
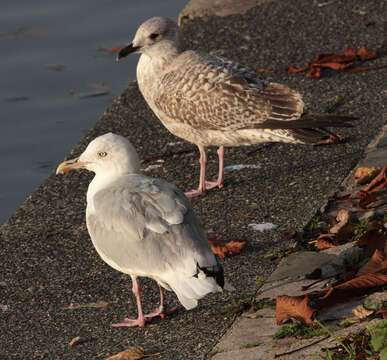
[162, 261, 230, 310]
[258, 113, 356, 130]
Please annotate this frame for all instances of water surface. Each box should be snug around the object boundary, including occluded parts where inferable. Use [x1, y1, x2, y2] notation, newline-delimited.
[0, 0, 184, 224]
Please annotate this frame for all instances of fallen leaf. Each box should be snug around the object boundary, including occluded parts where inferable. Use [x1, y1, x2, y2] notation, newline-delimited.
[352, 305, 374, 319]
[256, 46, 384, 78]
[106, 347, 144, 360]
[314, 272, 387, 309]
[357, 249, 387, 276]
[329, 209, 351, 234]
[356, 223, 387, 259]
[287, 66, 309, 73]
[276, 295, 316, 325]
[313, 61, 354, 70]
[354, 167, 380, 185]
[208, 238, 246, 259]
[315, 233, 337, 250]
[351, 191, 379, 209]
[105, 346, 160, 360]
[356, 45, 377, 61]
[359, 166, 387, 194]
[316, 238, 337, 250]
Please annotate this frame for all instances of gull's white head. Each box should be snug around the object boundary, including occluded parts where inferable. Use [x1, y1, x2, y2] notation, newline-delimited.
[117, 17, 181, 60]
[56, 133, 140, 176]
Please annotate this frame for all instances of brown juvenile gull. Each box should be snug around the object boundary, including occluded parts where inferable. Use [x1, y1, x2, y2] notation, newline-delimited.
[56, 133, 233, 327]
[117, 17, 355, 197]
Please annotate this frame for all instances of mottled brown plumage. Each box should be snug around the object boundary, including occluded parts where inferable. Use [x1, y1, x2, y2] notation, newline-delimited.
[118, 17, 355, 196]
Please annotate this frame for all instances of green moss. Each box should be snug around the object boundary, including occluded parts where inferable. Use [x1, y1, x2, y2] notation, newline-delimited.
[273, 320, 327, 339]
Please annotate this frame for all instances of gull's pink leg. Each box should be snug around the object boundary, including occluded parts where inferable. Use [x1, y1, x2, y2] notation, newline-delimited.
[185, 146, 207, 198]
[185, 146, 226, 198]
[144, 284, 178, 319]
[204, 146, 225, 190]
[111, 275, 146, 327]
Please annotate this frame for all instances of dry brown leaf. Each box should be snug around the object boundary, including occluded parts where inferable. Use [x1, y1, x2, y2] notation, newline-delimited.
[287, 66, 309, 73]
[315, 61, 354, 70]
[314, 272, 387, 309]
[357, 249, 387, 276]
[354, 167, 380, 185]
[329, 209, 351, 234]
[208, 238, 246, 260]
[105, 346, 145, 360]
[352, 305, 374, 319]
[315, 233, 337, 250]
[356, 45, 377, 61]
[276, 295, 316, 325]
[316, 238, 337, 250]
[361, 166, 387, 194]
[356, 223, 387, 259]
[257, 46, 383, 78]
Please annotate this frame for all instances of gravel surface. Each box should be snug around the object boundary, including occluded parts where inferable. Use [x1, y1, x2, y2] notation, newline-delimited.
[1, 0, 386, 359]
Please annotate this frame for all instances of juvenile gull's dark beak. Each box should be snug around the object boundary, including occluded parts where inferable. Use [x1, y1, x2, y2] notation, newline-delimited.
[117, 43, 140, 60]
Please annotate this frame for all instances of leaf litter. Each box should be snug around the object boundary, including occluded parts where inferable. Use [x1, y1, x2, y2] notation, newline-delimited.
[105, 346, 160, 360]
[208, 237, 246, 260]
[258, 46, 387, 78]
[276, 166, 387, 326]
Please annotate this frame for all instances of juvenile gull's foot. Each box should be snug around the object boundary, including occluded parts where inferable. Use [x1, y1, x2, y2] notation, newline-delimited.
[185, 189, 205, 198]
[185, 180, 223, 198]
[204, 180, 224, 191]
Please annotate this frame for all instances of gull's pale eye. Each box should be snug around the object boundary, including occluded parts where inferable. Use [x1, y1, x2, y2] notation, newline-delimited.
[98, 151, 107, 158]
[149, 33, 159, 40]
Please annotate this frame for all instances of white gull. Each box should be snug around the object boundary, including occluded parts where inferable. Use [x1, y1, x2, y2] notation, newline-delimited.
[56, 133, 233, 327]
[117, 17, 355, 197]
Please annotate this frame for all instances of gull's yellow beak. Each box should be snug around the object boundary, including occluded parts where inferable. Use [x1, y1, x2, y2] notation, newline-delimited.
[56, 157, 85, 175]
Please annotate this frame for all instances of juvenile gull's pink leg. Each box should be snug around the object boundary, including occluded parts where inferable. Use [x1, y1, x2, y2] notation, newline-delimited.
[185, 146, 225, 198]
[204, 146, 225, 190]
[185, 146, 208, 198]
[111, 275, 146, 327]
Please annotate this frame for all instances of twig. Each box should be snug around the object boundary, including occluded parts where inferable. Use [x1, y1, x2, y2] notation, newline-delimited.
[302, 279, 324, 291]
[274, 335, 330, 357]
[233, 214, 262, 219]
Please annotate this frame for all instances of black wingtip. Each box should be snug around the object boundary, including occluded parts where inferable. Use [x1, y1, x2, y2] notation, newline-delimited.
[196, 262, 225, 289]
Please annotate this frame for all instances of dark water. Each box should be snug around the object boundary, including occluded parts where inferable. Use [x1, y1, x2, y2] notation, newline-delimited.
[0, 0, 184, 224]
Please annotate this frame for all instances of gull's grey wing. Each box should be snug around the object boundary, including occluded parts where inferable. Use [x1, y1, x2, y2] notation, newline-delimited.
[86, 174, 217, 277]
[154, 50, 304, 131]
